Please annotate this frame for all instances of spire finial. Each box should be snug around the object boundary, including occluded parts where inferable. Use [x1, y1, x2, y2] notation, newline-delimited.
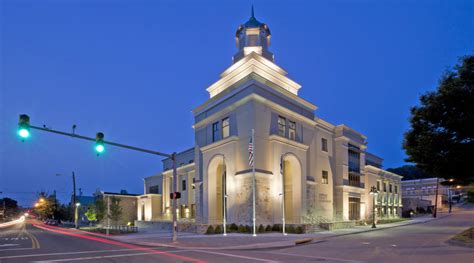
[251, 5, 255, 18]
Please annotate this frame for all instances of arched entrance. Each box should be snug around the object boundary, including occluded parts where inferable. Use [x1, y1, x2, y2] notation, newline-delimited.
[207, 155, 227, 224]
[281, 154, 301, 223]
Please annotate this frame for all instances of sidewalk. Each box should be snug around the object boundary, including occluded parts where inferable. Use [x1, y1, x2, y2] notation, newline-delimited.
[105, 213, 451, 250]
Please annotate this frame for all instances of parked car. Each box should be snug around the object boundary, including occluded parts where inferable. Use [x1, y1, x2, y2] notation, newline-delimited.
[44, 219, 58, 226]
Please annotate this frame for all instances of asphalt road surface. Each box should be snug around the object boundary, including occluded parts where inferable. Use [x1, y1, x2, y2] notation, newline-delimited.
[0, 206, 473, 263]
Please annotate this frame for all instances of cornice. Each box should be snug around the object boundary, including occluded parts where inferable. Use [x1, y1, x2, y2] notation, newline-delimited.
[269, 134, 310, 151]
[193, 92, 317, 130]
[200, 135, 239, 153]
[206, 52, 301, 98]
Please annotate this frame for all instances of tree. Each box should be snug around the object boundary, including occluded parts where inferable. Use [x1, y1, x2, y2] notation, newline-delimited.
[109, 197, 122, 225]
[84, 206, 97, 225]
[386, 165, 431, 180]
[0, 197, 19, 217]
[94, 199, 106, 222]
[404, 55, 474, 183]
[34, 193, 58, 219]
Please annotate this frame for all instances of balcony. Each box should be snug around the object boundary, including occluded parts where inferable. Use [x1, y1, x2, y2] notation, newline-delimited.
[344, 172, 364, 188]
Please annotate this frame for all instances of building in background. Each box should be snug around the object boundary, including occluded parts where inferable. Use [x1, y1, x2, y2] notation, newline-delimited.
[402, 178, 449, 213]
[135, 10, 402, 231]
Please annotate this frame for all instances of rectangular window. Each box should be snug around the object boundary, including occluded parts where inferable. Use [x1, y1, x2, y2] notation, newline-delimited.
[182, 179, 187, 191]
[395, 185, 398, 194]
[288, 121, 296, 140]
[321, 138, 328, 152]
[348, 145, 360, 173]
[377, 181, 381, 191]
[383, 183, 387, 192]
[192, 178, 196, 189]
[212, 122, 219, 142]
[322, 170, 329, 184]
[222, 117, 230, 138]
[389, 184, 393, 193]
[149, 185, 159, 194]
[278, 116, 286, 136]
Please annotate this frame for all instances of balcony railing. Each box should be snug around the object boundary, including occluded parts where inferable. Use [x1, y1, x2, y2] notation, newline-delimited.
[346, 172, 364, 188]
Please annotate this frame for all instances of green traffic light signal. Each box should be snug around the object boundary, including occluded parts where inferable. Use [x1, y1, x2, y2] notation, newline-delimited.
[18, 128, 30, 138]
[95, 132, 105, 154]
[95, 144, 105, 153]
[18, 114, 31, 139]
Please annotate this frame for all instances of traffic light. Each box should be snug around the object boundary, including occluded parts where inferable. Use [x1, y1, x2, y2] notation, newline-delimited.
[170, 192, 181, 200]
[18, 114, 31, 139]
[95, 132, 105, 154]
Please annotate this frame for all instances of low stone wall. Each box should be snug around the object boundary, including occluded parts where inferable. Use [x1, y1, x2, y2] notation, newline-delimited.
[320, 221, 355, 231]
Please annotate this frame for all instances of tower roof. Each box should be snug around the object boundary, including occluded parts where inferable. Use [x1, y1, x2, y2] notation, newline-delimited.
[236, 6, 271, 36]
[244, 6, 263, 28]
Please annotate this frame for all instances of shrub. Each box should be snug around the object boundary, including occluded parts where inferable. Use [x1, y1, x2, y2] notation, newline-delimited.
[258, 224, 265, 233]
[238, 225, 246, 233]
[205, 225, 214, 235]
[295, 226, 304, 234]
[230, 223, 238, 232]
[265, 225, 272, 232]
[286, 225, 296, 234]
[272, 224, 281, 232]
[214, 225, 223, 234]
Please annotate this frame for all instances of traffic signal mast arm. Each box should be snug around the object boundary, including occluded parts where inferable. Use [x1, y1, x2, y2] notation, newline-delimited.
[27, 124, 172, 158]
[19, 115, 179, 242]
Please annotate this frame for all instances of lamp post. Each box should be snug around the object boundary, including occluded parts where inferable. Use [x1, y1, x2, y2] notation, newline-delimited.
[369, 186, 379, 228]
[448, 178, 454, 213]
[75, 203, 81, 229]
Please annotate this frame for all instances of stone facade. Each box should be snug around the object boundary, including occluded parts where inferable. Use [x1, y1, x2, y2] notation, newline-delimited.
[135, 11, 403, 230]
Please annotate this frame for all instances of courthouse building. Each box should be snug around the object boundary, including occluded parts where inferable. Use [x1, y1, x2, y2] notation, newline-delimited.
[136, 11, 402, 229]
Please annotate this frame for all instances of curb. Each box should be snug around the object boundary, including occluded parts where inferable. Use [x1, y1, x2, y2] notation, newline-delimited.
[446, 239, 474, 249]
[104, 237, 313, 250]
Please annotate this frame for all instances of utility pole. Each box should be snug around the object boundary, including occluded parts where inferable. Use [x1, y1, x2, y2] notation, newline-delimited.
[72, 172, 79, 228]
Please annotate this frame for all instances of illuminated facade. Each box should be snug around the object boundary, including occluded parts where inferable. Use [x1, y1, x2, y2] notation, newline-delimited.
[137, 11, 402, 228]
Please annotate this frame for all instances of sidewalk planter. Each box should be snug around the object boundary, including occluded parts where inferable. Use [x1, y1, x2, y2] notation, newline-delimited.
[320, 221, 355, 231]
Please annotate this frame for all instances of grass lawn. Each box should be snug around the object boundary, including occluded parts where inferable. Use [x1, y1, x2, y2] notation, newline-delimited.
[377, 218, 410, 224]
[452, 227, 474, 243]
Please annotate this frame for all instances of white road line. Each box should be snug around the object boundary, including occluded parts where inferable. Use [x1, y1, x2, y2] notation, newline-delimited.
[0, 248, 135, 259]
[264, 251, 364, 263]
[192, 249, 280, 263]
[0, 244, 19, 247]
[32, 252, 154, 262]
[31, 250, 193, 263]
[0, 247, 35, 252]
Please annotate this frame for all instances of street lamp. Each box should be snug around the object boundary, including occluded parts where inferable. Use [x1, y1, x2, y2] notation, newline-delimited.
[369, 186, 379, 228]
[75, 202, 81, 229]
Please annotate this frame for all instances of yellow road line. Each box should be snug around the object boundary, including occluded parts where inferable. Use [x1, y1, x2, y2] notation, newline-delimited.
[22, 224, 40, 249]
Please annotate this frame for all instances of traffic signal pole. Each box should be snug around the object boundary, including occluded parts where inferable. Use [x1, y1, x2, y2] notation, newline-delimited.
[19, 119, 179, 242]
[172, 153, 178, 243]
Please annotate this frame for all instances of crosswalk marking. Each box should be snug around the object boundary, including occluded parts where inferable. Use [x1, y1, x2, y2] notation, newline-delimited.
[2, 237, 29, 241]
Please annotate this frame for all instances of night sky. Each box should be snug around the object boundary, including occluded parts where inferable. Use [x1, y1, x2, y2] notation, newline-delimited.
[1, 0, 472, 206]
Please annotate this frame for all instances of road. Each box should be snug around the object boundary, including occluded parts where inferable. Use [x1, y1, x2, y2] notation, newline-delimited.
[0, 206, 473, 263]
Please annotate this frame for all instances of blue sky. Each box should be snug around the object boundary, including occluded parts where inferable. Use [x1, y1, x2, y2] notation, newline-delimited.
[1, 0, 472, 206]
